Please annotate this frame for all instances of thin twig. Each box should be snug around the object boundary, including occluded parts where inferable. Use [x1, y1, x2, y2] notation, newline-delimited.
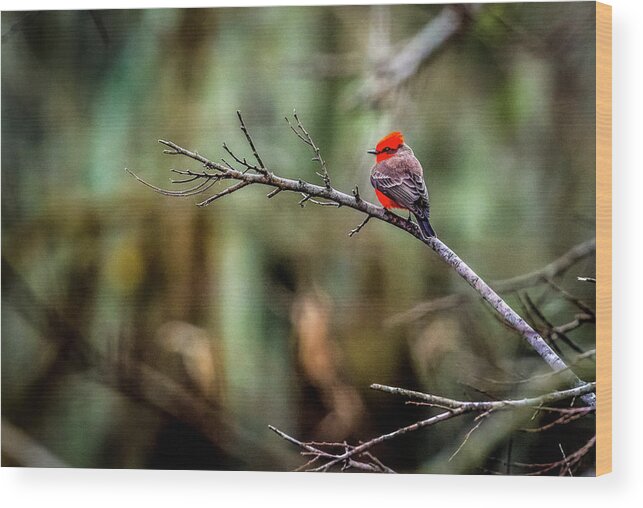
[286, 110, 331, 188]
[448, 410, 491, 461]
[222, 142, 261, 173]
[348, 215, 371, 237]
[236, 110, 268, 174]
[521, 407, 593, 433]
[197, 181, 252, 207]
[309, 198, 341, 207]
[125, 168, 219, 197]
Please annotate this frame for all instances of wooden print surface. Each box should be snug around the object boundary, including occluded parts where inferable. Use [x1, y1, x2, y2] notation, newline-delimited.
[1, 2, 609, 475]
[596, 1, 612, 476]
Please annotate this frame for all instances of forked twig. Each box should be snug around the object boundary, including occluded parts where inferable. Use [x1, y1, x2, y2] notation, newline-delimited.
[286, 110, 331, 189]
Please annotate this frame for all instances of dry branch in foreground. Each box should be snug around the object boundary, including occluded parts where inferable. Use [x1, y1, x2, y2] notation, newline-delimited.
[269, 382, 595, 473]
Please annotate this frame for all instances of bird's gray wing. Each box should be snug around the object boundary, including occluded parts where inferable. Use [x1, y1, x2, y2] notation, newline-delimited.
[370, 164, 428, 212]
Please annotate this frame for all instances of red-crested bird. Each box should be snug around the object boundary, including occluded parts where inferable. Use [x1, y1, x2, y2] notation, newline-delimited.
[368, 132, 437, 238]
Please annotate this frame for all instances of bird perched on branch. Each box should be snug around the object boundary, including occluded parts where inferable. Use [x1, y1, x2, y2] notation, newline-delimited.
[368, 132, 436, 238]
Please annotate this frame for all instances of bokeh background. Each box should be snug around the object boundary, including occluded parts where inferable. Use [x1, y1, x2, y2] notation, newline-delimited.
[2, 2, 596, 474]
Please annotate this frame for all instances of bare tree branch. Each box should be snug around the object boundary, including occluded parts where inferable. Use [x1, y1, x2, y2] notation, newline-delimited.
[369, 382, 595, 411]
[128, 111, 595, 407]
[269, 382, 595, 473]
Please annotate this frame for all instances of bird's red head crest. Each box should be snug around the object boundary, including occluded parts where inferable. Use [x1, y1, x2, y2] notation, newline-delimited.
[372, 132, 405, 162]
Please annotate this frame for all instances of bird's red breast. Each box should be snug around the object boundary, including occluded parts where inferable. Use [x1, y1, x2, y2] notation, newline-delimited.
[375, 189, 405, 210]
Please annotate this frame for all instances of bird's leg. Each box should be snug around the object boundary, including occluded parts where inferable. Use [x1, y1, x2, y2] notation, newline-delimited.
[383, 209, 399, 221]
[404, 211, 423, 235]
[384, 208, 408, 222]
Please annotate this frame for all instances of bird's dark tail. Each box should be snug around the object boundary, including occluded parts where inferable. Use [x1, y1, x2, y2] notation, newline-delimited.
[414, 213, 437, 239]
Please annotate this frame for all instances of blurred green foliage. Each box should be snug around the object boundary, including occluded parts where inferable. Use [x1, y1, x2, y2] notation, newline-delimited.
[2, 3, 596, 473]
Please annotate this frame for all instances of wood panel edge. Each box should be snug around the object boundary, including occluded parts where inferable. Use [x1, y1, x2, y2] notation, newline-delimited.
[595, 0, 612, 477]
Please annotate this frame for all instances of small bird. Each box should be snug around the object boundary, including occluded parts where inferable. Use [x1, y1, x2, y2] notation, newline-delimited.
[368, 131, 437, 238]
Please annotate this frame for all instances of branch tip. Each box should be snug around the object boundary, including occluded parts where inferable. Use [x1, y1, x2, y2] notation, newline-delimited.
[348, 215, 371, 237]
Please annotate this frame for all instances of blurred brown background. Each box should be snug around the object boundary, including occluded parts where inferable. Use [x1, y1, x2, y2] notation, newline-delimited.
[2, 2, 596, 473]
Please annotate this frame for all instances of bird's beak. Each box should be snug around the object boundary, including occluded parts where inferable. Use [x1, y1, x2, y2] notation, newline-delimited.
[367, 149, 378, 155]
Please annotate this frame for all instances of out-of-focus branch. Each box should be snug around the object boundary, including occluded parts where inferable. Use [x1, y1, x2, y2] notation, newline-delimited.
[388, 238, 596, 325]
[269, 382, 594, 473]
[519, 291, 583, 354]
[2, 256, 292, 469]
[128, 111, 595, 407]
[355, 5, 481, 105]
[479, 348, 595, 387]
[554, 314, 594, 335]
[1, 419, 68, 467]
[118, 360, 292, 468]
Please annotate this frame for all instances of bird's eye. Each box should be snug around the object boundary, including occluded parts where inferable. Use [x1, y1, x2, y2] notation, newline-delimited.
[383, 147, 390, 152]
